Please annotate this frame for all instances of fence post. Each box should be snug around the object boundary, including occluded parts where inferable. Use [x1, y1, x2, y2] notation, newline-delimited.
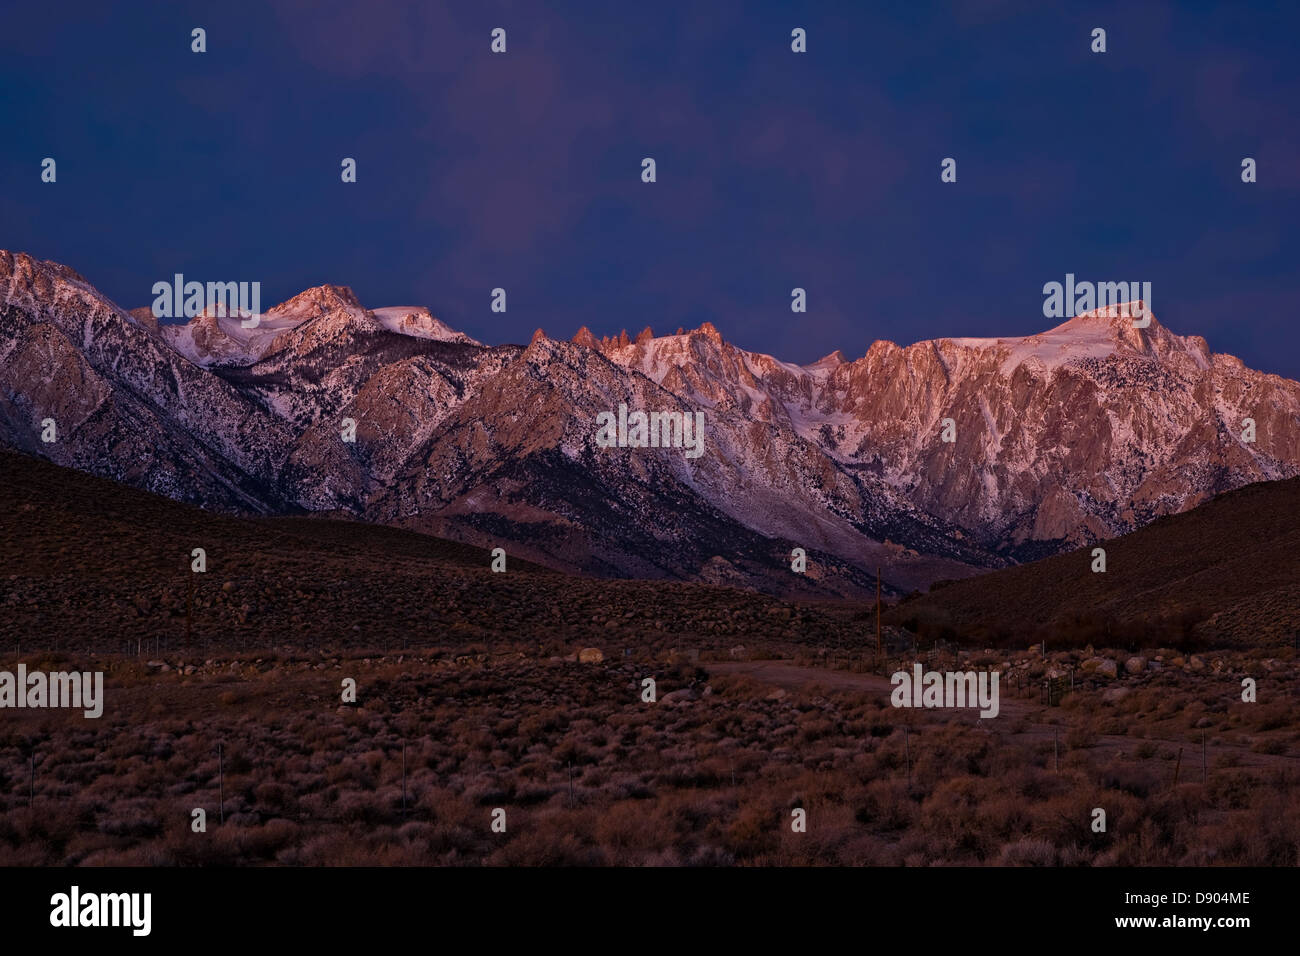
[904, 726, 912, 789]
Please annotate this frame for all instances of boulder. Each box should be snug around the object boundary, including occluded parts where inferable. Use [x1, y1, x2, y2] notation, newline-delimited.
[578, 647, 604, 663]
[1095, 659, 1118, 678]
[1124, 656, 1147, 675]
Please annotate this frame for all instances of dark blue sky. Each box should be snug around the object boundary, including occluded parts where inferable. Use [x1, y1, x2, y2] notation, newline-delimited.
[4, 1, 1298, 376]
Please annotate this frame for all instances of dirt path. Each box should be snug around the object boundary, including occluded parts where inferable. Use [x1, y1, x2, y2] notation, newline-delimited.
[708, 660, 1036, 718]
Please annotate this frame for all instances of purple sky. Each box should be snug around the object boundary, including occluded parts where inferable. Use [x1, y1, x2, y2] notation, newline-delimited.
[3, 0, 1299, 376]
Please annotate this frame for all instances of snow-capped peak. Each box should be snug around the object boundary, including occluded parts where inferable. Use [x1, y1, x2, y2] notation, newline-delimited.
[372, 306, 480, 345]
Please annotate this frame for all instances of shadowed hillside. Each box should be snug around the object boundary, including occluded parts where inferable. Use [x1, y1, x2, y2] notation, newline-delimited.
[887, 476, 1300, 649]
[0, 447, 871, 654]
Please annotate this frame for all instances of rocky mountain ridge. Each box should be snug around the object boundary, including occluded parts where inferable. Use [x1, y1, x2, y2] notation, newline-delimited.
[4, 249, 1297, 596]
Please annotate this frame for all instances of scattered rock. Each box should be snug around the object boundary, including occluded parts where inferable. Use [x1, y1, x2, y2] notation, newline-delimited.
[1124, 656, 1147, 675]
[578, 647, 604, 663]
[1102, 687, 1131, 703]
[1095, 659, 1118, 678]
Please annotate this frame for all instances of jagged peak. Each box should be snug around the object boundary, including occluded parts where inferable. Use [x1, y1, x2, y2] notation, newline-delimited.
[635, 326, 654, 345]
[1052, 300, 1161, 335]
[0, 250, 98, 300]
[572, 326, 598, 348]
[807, 349, 846, 369]
[865, 339, 902, 360]
[268, 284, 364, 319]
[694, 321, 724, 344]
[529, 327, 548, 345]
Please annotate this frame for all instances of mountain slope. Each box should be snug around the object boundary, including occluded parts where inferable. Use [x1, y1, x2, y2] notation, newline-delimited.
[0, 446, 870, 651]
[367, 332, 988, 595]
[0, 251, 294, 512]
[593, 306, 1300, 560]
[886, 473, 1300, 647]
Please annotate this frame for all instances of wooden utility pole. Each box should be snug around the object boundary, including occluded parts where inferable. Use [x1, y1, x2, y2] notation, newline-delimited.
[903, 725, 911, 789]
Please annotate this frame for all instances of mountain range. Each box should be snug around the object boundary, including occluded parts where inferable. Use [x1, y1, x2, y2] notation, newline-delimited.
[3, 249, 1298, 598]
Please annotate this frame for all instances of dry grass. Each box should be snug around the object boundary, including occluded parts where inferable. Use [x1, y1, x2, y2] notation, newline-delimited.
[0, 644, 1295, 866]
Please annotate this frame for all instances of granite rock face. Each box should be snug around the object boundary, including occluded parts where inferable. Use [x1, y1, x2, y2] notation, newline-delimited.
[5, 249, 1299, 596]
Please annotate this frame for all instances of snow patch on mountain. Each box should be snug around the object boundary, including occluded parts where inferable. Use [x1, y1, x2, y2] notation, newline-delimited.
[161, 310, 306, 367]
[372, 307, 481, 345]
